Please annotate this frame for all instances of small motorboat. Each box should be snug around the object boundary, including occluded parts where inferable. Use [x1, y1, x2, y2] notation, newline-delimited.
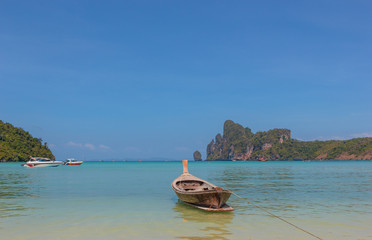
[22, 157, 63, 168]
[64, 158, 83, 165]
[171, 160, 234, 211]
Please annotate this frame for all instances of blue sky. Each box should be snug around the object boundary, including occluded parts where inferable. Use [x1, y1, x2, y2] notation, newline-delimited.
[1, 1, 371, 160]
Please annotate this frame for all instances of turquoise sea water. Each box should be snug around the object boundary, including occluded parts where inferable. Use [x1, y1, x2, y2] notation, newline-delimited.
[1, 161, 371, 240]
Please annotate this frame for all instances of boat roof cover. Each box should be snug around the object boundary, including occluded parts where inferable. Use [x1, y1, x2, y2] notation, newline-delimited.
[31, 157, 51, 161]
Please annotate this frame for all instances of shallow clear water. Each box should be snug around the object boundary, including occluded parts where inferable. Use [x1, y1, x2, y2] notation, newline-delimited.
[1, 161, 371, 240]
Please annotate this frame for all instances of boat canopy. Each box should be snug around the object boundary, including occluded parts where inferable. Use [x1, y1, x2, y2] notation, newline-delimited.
[31, 157, 51, 161]
[65, 158, 77, 162]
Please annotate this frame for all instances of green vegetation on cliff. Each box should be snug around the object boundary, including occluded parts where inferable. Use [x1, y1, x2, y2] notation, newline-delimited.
[205, 120, 372, 160]
[0, 120, 55, 162]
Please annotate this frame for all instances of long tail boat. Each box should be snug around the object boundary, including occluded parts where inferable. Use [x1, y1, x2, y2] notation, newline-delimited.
[171, 160, 234, 211]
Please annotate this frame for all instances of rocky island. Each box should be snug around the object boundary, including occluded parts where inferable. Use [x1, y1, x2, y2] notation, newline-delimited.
[193, 150, 202, 161]
[0, 120, 54, 162]
[202, 120, 372, 161]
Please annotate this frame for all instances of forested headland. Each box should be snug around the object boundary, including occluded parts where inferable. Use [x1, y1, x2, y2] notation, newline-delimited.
[0, 120, 54, 162]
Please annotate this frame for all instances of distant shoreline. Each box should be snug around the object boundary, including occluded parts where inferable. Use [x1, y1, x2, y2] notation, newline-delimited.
[2, 159, 372, 163]
[204, 159, 372, 161]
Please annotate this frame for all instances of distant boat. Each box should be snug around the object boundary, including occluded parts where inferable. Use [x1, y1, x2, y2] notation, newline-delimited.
[64, 158, 83, 165]
[171, 160, 234, 211]
[22, 157, 63, 168]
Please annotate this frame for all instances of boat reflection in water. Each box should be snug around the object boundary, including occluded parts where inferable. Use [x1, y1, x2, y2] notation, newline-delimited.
[173, 201, 234, 240]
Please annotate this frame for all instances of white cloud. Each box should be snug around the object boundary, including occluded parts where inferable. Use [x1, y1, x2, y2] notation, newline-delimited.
[322, 136, 346, 141]
[84, 143, 95, 150]
[67, 141, 83, 147]
[99, 144, 111, 150]
[305, 136, 347, 141]
[304, 132, 372, 141]
[351, 132, 372, 138]
[66, 141, 95, 150]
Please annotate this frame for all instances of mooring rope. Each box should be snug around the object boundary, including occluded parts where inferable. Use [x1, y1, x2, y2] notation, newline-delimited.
[231, 192, 323, 240]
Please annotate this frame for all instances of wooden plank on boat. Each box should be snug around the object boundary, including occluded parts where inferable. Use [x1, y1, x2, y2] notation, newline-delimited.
[183, 202, 234, 212]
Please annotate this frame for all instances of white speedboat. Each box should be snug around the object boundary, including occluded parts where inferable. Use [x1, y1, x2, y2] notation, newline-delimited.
[22, 157, 63, 168]
[64, 158, 83, 165]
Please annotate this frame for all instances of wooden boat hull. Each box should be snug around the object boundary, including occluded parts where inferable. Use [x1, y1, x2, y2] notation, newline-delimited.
[171, 160, 233, 210]
[173, 187, 232, 209]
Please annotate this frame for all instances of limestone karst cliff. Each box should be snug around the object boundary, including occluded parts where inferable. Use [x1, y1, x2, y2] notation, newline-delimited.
[205, 120, 372, 161]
